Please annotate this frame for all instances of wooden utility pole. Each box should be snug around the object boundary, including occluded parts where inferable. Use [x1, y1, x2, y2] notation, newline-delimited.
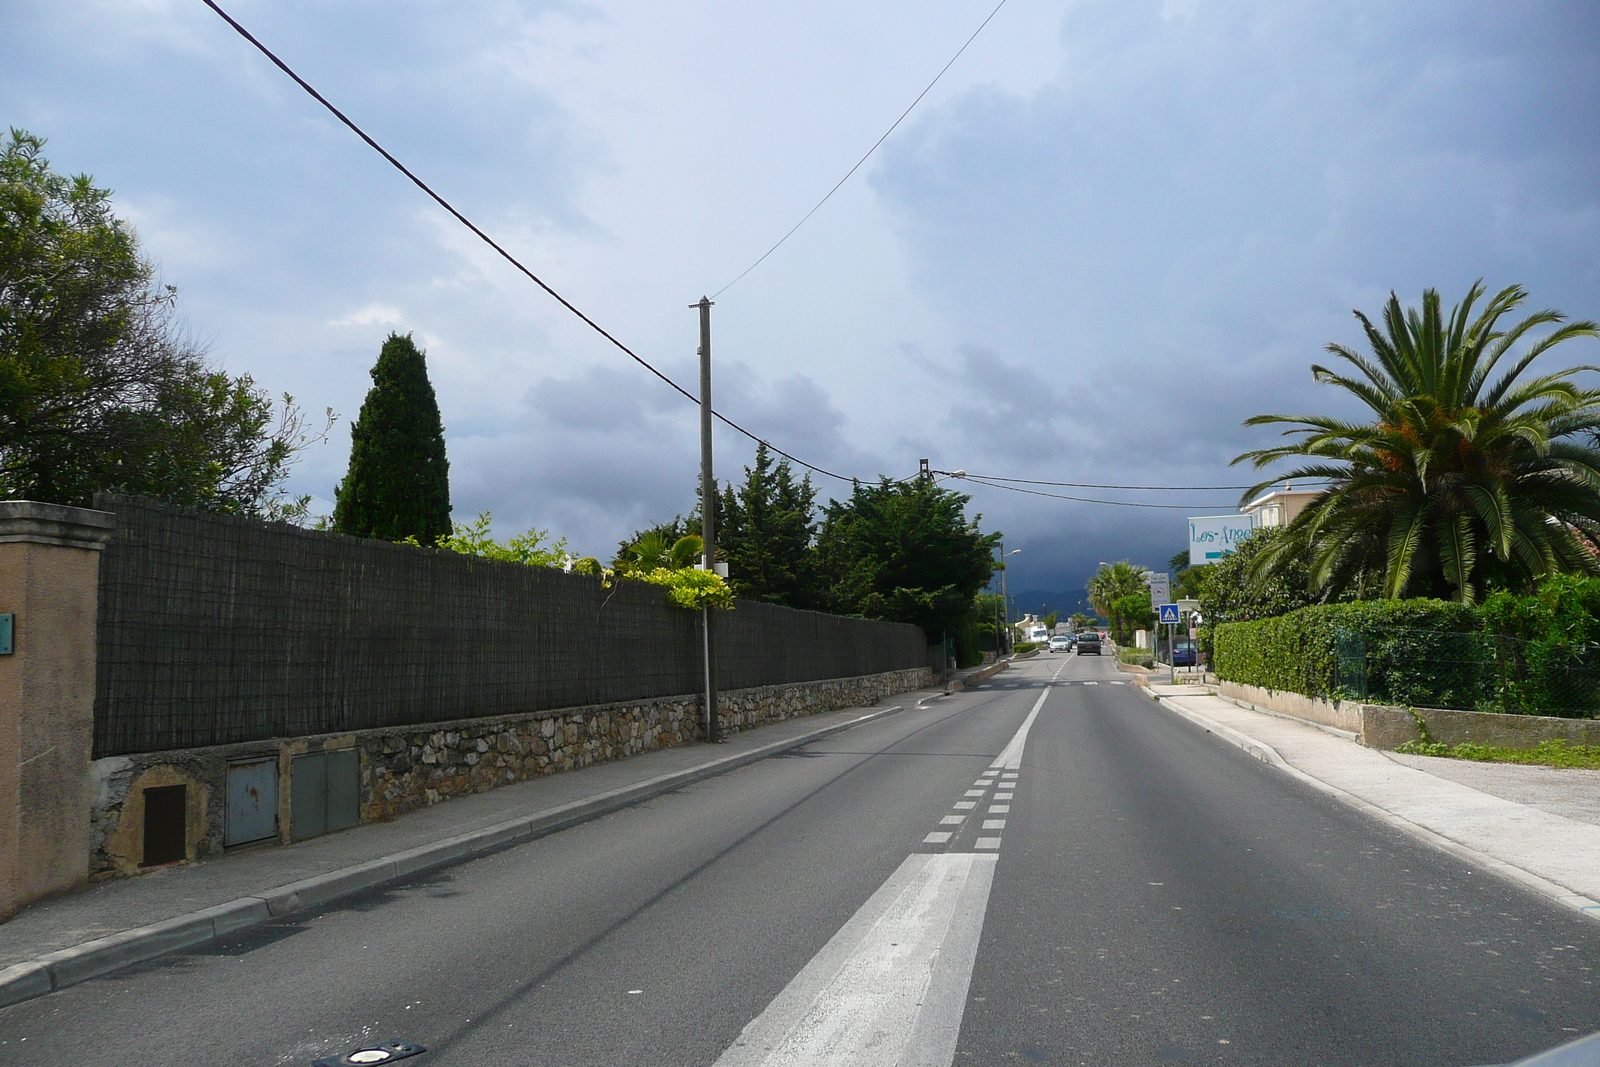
[694, 296, 720, 743]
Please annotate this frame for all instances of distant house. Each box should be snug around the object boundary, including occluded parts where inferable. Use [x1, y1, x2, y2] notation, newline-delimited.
[1241, 485, 1321, 528]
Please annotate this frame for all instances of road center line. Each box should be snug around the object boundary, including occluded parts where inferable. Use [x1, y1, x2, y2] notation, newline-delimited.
[711, 852, 998, 1067]
[991, 683, 1051, 771]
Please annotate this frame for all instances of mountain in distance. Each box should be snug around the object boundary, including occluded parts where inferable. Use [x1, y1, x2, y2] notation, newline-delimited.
[1010, 588, 1097, 621]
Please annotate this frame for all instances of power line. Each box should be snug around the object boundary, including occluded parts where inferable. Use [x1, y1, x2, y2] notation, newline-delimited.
[954, 473, 1263, 491]
[198, 0, 856, 484]
[710, 0, 1010, 299]
[954, 474, 1243, 510]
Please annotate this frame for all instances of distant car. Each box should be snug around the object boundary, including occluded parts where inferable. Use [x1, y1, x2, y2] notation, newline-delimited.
[1047, 635, 1072, 653]
[1172, 639, 1198, 667]
[1075, 632, 1102, 655]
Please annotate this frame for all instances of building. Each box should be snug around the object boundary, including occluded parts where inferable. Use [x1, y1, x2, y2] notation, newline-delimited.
[1240, 485, 1321, 528]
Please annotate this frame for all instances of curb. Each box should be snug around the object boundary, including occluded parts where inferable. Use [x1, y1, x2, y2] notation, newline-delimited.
[947, 659, 1009, 692]
[1149, 692, 1600, 924]
[0, 702, 909, 1010]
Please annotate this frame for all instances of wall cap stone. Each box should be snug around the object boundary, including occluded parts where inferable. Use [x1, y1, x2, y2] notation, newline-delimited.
[0, 501, 116, 550]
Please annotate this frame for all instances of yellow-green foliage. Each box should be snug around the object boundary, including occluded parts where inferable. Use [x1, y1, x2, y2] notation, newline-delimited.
[633, 567, 734, 611]
[405, 511, 570, 568]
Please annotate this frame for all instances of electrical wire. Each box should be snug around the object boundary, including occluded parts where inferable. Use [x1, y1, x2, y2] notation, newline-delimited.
[710, 0, 1010, 299]
[953, 474, 1244, 510]
[198, 0, 857, 483]
[952, 473, 1259, 490]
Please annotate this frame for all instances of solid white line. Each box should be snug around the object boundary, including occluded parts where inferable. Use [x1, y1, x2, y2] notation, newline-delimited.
[991, 685, 1051, 770]
[711, 853, 999, 1067]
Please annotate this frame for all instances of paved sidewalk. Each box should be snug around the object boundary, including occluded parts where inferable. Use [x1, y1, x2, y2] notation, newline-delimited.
[0, 682, 969, 1007]
[1147, 683, 1600, 918]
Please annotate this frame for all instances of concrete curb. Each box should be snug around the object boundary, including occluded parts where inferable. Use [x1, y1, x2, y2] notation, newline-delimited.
[1149, 692, 1600, 924]
[0, 702, 910, 1009]
[946, 659, 1009, 692]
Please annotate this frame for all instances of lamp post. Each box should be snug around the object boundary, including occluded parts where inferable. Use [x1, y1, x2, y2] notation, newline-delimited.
[1000, 547, 1020, 654]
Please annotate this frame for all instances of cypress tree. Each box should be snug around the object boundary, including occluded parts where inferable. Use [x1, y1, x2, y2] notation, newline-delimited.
[332, 332, 451, 542]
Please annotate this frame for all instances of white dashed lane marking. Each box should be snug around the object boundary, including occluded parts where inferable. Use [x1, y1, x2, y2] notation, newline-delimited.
[941, 815, 965, 825]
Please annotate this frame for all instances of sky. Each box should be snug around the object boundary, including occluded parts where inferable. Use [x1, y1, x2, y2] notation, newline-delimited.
[5, 0, 1599, 610]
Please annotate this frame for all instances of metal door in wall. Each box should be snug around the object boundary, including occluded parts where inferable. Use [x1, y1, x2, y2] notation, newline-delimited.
[290, 749, 360, 841]
[225, 757, 278, 846]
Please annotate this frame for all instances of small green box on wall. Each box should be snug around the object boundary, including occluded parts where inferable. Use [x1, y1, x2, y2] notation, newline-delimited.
[0, 613, 12, 655]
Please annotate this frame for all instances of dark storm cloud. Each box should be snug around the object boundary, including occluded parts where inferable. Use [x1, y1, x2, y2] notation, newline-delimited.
[873, 0, 1600, 598]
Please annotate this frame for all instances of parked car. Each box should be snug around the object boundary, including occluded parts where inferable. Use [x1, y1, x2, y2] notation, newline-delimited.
[1047, 635, 1072, 653]
[1075, 632, 1102, 655]
[1172, 639, 1198, 667]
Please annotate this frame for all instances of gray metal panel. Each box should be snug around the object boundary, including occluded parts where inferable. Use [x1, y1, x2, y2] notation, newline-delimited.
[225, 757, 278, 846]
[290, 752, 326, 841]
[324, 749, 359, 833]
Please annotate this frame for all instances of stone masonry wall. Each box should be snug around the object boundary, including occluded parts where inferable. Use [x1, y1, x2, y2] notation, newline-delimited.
[362, 667, 931, 820]
[88, 666, 931, 878]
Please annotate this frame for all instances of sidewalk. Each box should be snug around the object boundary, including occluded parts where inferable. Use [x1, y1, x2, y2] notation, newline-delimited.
[1147, 683, 1600, 918]
[0, 680, 971, 1008]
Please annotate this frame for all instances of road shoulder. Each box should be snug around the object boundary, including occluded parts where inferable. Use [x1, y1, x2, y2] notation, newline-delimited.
[1146, 684, 1600, 922]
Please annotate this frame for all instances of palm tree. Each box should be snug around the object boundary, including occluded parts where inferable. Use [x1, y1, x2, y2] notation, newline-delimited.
[1235, 282, 1600, 603]
[1088, 561, 1149, 618]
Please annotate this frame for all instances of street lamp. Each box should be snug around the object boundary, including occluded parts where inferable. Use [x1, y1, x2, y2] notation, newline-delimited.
[999, 547, 1021, 654]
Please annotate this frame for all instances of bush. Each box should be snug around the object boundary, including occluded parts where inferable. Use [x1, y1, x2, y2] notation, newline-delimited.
[1013, 641, 1040, 653]
[1213, 600, 1481, 704]
[1117, 647, 1154, 668]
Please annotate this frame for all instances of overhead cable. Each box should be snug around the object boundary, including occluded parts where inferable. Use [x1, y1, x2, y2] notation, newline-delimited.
[949, 473, 1243, 510]
[710, 0, 1010, 299]
[198, 0, 856, 483]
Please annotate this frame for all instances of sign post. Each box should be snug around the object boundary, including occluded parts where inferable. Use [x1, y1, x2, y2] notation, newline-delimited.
[1158, 603, 1180, 684]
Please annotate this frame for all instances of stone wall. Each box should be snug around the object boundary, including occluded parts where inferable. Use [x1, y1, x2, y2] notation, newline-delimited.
[88, 666, 931, 878]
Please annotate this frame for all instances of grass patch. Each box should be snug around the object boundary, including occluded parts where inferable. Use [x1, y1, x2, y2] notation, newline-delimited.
[1394, 737, 1600, 769]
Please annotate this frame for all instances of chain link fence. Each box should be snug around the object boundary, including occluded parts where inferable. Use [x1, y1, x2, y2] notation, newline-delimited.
[1334, 626, 1600, 717]
[92, 496, 934, 757]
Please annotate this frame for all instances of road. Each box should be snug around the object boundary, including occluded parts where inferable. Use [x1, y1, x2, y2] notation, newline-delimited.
[4, 653, 1599, 1066]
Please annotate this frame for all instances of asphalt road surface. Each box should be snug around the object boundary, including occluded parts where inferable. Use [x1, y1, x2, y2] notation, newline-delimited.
[4, 653, 1599, 1066]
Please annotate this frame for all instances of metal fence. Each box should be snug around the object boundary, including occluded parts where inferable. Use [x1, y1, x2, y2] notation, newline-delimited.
[92, 496, 933, 757]
[1335, 626, 1600, 718]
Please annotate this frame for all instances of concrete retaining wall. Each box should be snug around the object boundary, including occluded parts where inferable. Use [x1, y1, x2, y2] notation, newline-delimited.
[88, 666, 931, 879]
[1216, 679, 1600, 751]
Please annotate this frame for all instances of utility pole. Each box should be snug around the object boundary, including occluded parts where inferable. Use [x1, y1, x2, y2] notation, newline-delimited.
[694, 296, 720, 743]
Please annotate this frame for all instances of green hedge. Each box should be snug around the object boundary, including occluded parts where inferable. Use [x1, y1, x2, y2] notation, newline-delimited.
[1213, 600, 1481, 704]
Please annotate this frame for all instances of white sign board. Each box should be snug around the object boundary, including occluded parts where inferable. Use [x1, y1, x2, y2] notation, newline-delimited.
[1189, 514, 1258, 566]
[1146, 572, 1170, 607]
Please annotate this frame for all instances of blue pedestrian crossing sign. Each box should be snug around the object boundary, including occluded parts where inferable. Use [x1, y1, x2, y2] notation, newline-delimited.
[1158, 603, 1181, 625]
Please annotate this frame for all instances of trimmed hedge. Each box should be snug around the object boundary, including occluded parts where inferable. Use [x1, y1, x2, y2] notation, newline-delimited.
[1213, 600, 1481, 704]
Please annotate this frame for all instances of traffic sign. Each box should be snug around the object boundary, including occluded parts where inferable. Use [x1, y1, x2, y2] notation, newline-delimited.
[1146, 572, 1170, 607]
[1158, 603, 1181, 625]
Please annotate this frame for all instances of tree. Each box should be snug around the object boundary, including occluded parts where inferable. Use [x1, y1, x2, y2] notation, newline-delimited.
[1108, 592, 1154, 645]
[813, 478, 1001, 640]
[1087, 560, 1149, 618]
[332, 332, 451, 543]
[1068, 612, 1095, 631]
[718, 443, 818, 605]
[1196, 527, 1320, 627]
[0, 129, 323, 514]
[1236, 283, 1600, 603]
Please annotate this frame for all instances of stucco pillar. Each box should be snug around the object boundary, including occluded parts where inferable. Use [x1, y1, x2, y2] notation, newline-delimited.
[0, 501, 115, 920]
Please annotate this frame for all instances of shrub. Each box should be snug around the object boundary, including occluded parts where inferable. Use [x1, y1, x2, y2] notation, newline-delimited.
[1117, 647, 1154, 668]
[1213, 600, 1481, 703]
